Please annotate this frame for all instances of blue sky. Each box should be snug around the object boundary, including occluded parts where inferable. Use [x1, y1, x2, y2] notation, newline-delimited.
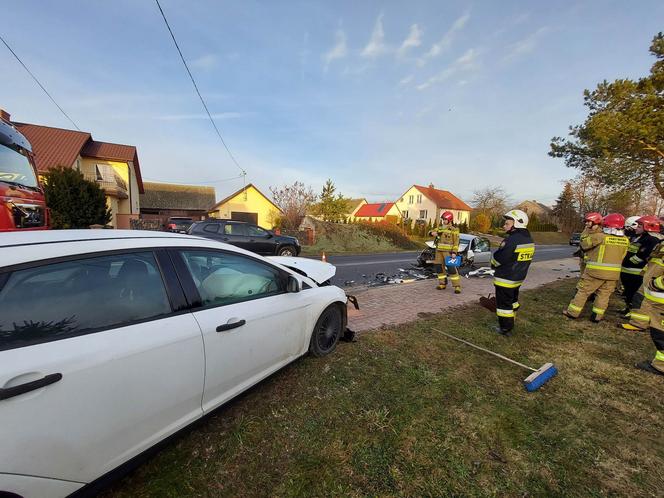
[1, 1, 662, 205]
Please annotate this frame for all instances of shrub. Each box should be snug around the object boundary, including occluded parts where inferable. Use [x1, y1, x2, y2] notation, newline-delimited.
[43, 166, 111, 228]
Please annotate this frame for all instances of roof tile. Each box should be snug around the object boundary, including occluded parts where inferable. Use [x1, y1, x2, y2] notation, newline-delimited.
[355, 202, 395, 217]
[413, 185, 471, 211]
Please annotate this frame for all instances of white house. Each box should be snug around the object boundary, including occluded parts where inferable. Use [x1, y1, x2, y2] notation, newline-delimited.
[394, 184, 472, 225]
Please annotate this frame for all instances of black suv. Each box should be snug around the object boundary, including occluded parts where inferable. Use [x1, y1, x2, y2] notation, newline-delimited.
[569, 232, 581, 246]
[188, 219, 301, 256]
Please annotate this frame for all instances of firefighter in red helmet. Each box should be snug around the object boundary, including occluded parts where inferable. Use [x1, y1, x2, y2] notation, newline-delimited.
[430, 211, 461, 294]
[564, 213, 629, 322]
[577, 212, 603, 274]
[619, 215, 661, 315]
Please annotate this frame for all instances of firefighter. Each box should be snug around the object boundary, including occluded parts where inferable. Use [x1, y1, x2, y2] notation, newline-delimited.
[620, 216, 660, 315]
[563, 213, 629, 322]
[430, 211, 461, 293]
[618, 240, 664, 376]
[490, 209, 534, 336]
[576, 212, 603, 274]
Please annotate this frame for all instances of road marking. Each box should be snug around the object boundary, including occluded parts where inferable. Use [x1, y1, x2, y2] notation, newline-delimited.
[333, 258, 418, 267]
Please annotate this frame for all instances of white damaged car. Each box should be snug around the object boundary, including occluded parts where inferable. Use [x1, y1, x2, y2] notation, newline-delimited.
[0, 230, 349, 498]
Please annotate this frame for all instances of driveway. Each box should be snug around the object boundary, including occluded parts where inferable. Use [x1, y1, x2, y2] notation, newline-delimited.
[346, 257, 579, 332]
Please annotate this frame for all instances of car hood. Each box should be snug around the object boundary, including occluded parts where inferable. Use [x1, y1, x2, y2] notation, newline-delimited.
[268, 256, 336, 284]
[425, 240, 470, 251]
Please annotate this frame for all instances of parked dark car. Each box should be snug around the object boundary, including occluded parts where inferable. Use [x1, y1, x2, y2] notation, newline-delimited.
[569, 232, 581, 246]
[189, 219, 301, 256]
[166, 217, 194, 234]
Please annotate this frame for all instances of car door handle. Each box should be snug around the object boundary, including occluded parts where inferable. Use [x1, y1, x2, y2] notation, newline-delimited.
[216, 319, 246, 332]
[0, 373, 63, 401]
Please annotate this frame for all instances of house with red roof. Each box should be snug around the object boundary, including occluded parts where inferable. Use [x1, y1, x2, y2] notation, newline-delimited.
[394, 184, 472, 225]
[11, 114, 144, 228]
[352, 202, 401, 223]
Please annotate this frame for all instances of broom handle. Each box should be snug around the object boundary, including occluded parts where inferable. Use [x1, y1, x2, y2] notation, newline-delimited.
[433, 328, 536, 372]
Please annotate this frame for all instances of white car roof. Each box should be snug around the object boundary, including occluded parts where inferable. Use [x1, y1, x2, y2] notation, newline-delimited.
[0, 230, 256, 268]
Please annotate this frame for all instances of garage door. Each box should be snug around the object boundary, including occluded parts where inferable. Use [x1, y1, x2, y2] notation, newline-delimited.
[231, 211, 258, 224]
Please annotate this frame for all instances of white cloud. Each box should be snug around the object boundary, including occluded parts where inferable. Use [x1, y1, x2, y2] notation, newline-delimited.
[417, 12, 470, 67]
[399, 74, 414, 86]
[361, 13, 388, 58]
[189, 54, 218, 71]
[323, 28, 348, 71]
[417, 48, 479, 90]
[503, 27, 550, 62]
[397, 24, 422, 58]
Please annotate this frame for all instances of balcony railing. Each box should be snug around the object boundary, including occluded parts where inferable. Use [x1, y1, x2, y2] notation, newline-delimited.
[83, 172, 128, 199]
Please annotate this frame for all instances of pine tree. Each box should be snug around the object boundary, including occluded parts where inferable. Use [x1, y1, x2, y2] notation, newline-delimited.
[43, 166, 112, 228]
[553, 182, 579, 234]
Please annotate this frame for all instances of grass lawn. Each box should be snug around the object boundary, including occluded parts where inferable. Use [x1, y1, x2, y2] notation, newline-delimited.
[531, 232, 572, 245]
[104, 280, 664, 497]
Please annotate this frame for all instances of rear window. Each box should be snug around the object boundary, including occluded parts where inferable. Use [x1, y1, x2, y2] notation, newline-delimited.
[0, 252, 172, 351]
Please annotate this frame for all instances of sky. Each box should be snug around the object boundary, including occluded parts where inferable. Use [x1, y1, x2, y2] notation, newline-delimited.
[1, 0, 662, 206]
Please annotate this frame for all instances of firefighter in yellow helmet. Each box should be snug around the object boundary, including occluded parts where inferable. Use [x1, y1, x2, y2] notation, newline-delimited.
[563, 213, 629, 322]
[430, 211, 461, 294]
[490, 209, 534, 336]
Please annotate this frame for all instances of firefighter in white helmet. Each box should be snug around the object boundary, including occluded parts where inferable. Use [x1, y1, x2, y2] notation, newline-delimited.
[490, 209, 535, 336]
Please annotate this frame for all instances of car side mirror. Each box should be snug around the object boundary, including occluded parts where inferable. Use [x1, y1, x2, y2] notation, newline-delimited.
[287, 275, 301, 293]
[266, 231, 274, 238]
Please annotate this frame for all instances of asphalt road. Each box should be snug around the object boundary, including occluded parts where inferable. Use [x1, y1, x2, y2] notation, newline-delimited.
[324, 244, 576, 287]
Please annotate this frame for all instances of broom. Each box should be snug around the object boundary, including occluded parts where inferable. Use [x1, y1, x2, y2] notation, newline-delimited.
[432, 328, 558, 392]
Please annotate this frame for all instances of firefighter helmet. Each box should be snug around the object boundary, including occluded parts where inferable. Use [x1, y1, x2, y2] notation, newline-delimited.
[584, 212, 603, 225]
[637, 215, 660, 232]
[441, 211, 454, 223]
[503, 209, 529, 229]
[603, 213, 625, 229]
[624, 216, 641, 230]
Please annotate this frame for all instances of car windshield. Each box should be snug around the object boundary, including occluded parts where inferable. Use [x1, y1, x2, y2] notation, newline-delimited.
[0, 143, 39, 189]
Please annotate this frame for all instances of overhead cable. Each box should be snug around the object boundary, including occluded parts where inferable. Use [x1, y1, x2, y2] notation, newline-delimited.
[154, 0, 246, 177]
[0, 33, 81, 131]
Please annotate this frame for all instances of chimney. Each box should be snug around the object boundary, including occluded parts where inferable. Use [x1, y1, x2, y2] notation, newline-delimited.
[0, 109, 10, 122]
[428, 182, 434, 188]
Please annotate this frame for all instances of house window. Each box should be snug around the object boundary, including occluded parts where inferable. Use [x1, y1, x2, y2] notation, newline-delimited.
[416, 194, 422, 203]
[419, 210, 427, 219]
[402, 210, 408, 219]
[408, 195, 414, 204]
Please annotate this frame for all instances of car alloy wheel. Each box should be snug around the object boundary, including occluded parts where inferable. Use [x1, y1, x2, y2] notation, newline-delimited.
[309, 306, 342, 357]
[278, 246, 296, 256]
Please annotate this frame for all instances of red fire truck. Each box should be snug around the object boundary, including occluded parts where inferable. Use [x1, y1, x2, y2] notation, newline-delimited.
[0, 117, 48, 231]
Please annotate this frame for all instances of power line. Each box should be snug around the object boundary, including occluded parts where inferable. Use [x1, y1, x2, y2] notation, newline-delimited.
[154, 0, 246, 178]
[143, 174, 245, 185]
[0, 33, 81, 131]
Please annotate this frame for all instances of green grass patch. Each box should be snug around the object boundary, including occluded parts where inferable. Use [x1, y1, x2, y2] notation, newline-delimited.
[103, 280, 664, 497]
[300, 221, 423, 256]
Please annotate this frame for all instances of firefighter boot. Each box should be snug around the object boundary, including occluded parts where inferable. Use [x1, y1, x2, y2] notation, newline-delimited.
[635, 360, 664, 376]
[437, 276, 447, 290]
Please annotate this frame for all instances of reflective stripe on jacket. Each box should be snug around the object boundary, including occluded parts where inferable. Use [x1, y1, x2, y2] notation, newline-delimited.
[581, 232, 629, 281]
[492, 228, 534, 287]
[435, 226, 460, 252]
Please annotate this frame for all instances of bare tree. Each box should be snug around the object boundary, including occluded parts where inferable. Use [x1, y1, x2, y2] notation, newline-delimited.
[471, 186, 511, 217]
[269, 181, 317, 230]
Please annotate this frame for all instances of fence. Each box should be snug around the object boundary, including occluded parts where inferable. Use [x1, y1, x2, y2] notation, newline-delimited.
[129, 218, 163, 231]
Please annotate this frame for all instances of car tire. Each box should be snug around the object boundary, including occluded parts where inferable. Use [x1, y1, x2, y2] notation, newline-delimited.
[309, 305, 343, 357]
[277, 245, 297, 256]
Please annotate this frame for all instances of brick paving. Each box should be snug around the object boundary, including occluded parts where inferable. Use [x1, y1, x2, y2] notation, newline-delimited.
[347, 258, 579, 332]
